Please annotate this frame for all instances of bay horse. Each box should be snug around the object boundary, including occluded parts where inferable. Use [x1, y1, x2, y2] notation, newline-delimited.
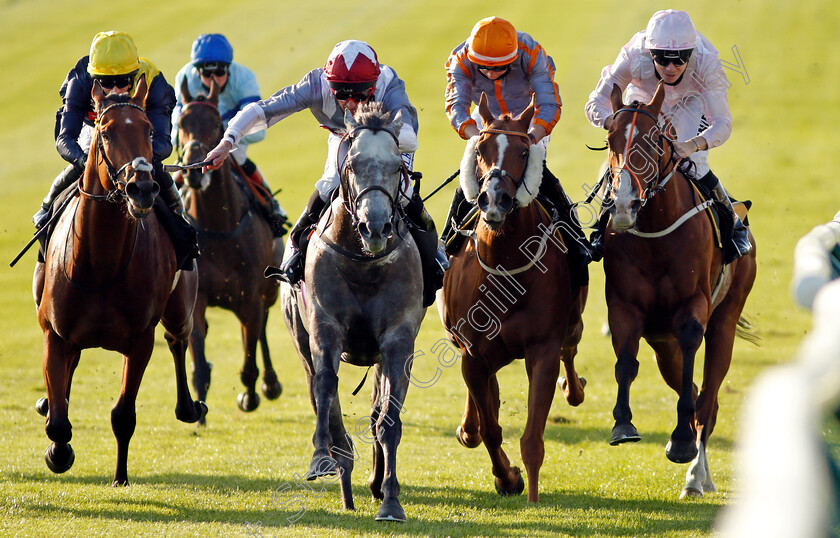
[437, 94, 587, 503]
[176, 79, 284, 419]
[279, 102, 424, 522]
[32, 78, 206, 486]
[601, 82, 756, 498]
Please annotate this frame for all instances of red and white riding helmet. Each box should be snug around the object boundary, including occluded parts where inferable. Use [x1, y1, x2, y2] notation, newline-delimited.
[324, 40, 380, 83]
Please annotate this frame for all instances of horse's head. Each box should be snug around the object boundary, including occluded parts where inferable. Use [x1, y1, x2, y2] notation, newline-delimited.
[342, 102, 405, 254]
[177, 79, 222, 190]
[459, 93, 544, 231]
[91, 76, 158, 218]
[605, 81, 672, 230]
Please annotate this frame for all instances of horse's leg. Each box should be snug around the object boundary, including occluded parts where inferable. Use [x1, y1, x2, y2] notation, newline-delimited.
[521, 343, 563, 503]
[681, 295, 741, 497]
[188, 296, 212, 421]
[456, 390, 483, 448]
[373, 329, 416, 522]
[559, 287, 588, 406]
[258, 308, 283, 400]
[368, 365, 385, 500]
[162, 271, 206, 424]
[608, 305, 644, 445]
[236, 305, 263, 412]
[325, 391, 354, 510]
[462, 356, 523, 497]
[42, 330, 79, 474]
[111, 337, 154, 486]
[666, 299, 708, 464]
[305, 324, 343, 481]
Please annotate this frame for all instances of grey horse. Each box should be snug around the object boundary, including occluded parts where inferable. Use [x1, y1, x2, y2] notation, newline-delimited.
[278, 102, 424, 522]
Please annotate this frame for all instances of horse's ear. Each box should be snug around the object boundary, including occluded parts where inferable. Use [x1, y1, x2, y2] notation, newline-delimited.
[647, 81, 666, 117]
[391, 109, 404, 139]
[344, 107, 359, 130]
[208, 78, 220, 104]
[478, 92, 494, 126]
[610, 83, 623, 113]
[131, 74, 148, 106]
[91, 79, 106, 106]
[517, 94, 536, 129]
[180, 77, 192, 104]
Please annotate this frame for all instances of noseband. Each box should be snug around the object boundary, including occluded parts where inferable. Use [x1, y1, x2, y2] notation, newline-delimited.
[82, 102, 154, 203]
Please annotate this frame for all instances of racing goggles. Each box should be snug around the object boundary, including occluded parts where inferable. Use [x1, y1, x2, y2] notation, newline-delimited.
[329, 81, 375, 102]
[650, 49, 693, 67]
[197, 63, 229, 77]
[94, 72, 136, 90]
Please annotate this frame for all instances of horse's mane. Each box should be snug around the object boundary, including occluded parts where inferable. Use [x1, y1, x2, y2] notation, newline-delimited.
[354, 102, 393, 131]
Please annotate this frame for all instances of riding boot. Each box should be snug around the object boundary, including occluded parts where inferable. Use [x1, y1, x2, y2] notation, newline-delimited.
[273, 190, 327, 285]
[404, 191, 449, 307]
[540, 163, 591, 288]
[440, 187, 473, 256]
[243, 159, 289, 237]
[155, 161, 200, 270]
[698, 170, 752, 262]
[33, 164, 83, 229]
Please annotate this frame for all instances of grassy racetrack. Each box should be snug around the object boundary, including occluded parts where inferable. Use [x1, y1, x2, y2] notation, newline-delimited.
[1, 0, 837, 536]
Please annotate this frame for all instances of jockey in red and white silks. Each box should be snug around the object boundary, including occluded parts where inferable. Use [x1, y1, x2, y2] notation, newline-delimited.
[219, 41, 419, 201]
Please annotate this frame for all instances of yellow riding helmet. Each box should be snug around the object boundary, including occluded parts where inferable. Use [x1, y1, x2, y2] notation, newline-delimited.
[467, 17, 518, 67]
[87, 31, 140, 76]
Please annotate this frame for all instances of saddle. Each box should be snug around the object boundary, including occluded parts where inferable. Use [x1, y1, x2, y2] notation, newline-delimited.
[687, 177, 752, 263]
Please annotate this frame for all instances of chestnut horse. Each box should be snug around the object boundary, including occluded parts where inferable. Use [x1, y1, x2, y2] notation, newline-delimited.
[280, 103, 424, 522]
[176, 80, 283, 418]
[32, 79, 206, 486]
[438, 94, 587, 503]
[601, 82, 756, 498]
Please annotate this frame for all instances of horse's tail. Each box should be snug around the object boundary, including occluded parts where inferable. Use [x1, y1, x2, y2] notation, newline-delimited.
[735, 315, 761, 346]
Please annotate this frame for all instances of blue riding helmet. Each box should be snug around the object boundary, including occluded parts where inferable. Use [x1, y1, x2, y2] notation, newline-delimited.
[191, 34, 233, 65]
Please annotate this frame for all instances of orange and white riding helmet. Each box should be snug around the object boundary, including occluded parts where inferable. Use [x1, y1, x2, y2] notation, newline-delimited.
[467, 17, 518, 67]
[644, 10, 697, 50]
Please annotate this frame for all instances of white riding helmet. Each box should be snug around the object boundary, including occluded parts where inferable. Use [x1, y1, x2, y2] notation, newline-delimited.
[644, 9, 697, 50]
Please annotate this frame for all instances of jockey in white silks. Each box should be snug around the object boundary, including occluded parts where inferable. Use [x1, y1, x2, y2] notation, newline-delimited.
[584, 9, 752, 263]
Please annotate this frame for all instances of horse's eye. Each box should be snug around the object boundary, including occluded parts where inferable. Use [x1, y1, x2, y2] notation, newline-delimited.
[521, 150, 529, 159]
[101, 132, 111, 143]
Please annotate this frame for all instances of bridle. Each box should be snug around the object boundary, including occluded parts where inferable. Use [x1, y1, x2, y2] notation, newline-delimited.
[176, 100, 222, 167]
[81, 101, 154, 203]
[339, 124, 408, 233]
[475, 127, 533, 196]
[608, 104, 681, 206]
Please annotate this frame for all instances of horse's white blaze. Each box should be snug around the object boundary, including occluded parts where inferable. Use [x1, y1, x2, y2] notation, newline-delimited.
[124, 117, 132, 125]
[612, 168, 638, 229]
[495, 134, 509, 170]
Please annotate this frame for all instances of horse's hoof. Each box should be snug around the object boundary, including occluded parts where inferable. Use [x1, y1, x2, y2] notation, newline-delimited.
[44, 443, 75, 474]
[375, 499, 406, 522]
[305, 455, 337, 480]
[679, 487, 703, 500]
[262, 380, 283, 400]
[610, 423, 641, 445]
[237, 391, 260, 412]
[456, 425, 482, 448]
[112, 477, 129, 487]
[665, 438, 698, 464]
[494, 466, 525, 496]
[36, 398, 49, 417]
[558, 377, 587, 406]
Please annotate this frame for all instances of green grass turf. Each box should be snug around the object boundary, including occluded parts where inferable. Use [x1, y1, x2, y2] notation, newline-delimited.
[1, 0, 838, 535]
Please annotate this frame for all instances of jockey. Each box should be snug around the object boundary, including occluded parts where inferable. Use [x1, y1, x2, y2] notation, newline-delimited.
[585, 9, 752, 263]
[32, 31, 198, 269]
[172, 34, 288, 237]
[443, 16, 590, 287]
[204, 40, 448, 305]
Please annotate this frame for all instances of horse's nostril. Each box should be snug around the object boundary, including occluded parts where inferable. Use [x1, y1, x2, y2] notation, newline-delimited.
[477, 192, 490, 211]
[498, 193, 513, 213]
[382, 222, 393, 238]
[151, 182, 160, 196]
[125, 182, 140, 198]
[358, 222, 370, 238]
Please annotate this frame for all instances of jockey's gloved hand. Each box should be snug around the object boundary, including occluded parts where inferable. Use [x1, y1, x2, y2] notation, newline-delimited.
[73, 154, 87, 172]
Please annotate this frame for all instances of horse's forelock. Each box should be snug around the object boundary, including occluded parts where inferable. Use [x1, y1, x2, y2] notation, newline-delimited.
[354, 102, 393, 132]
